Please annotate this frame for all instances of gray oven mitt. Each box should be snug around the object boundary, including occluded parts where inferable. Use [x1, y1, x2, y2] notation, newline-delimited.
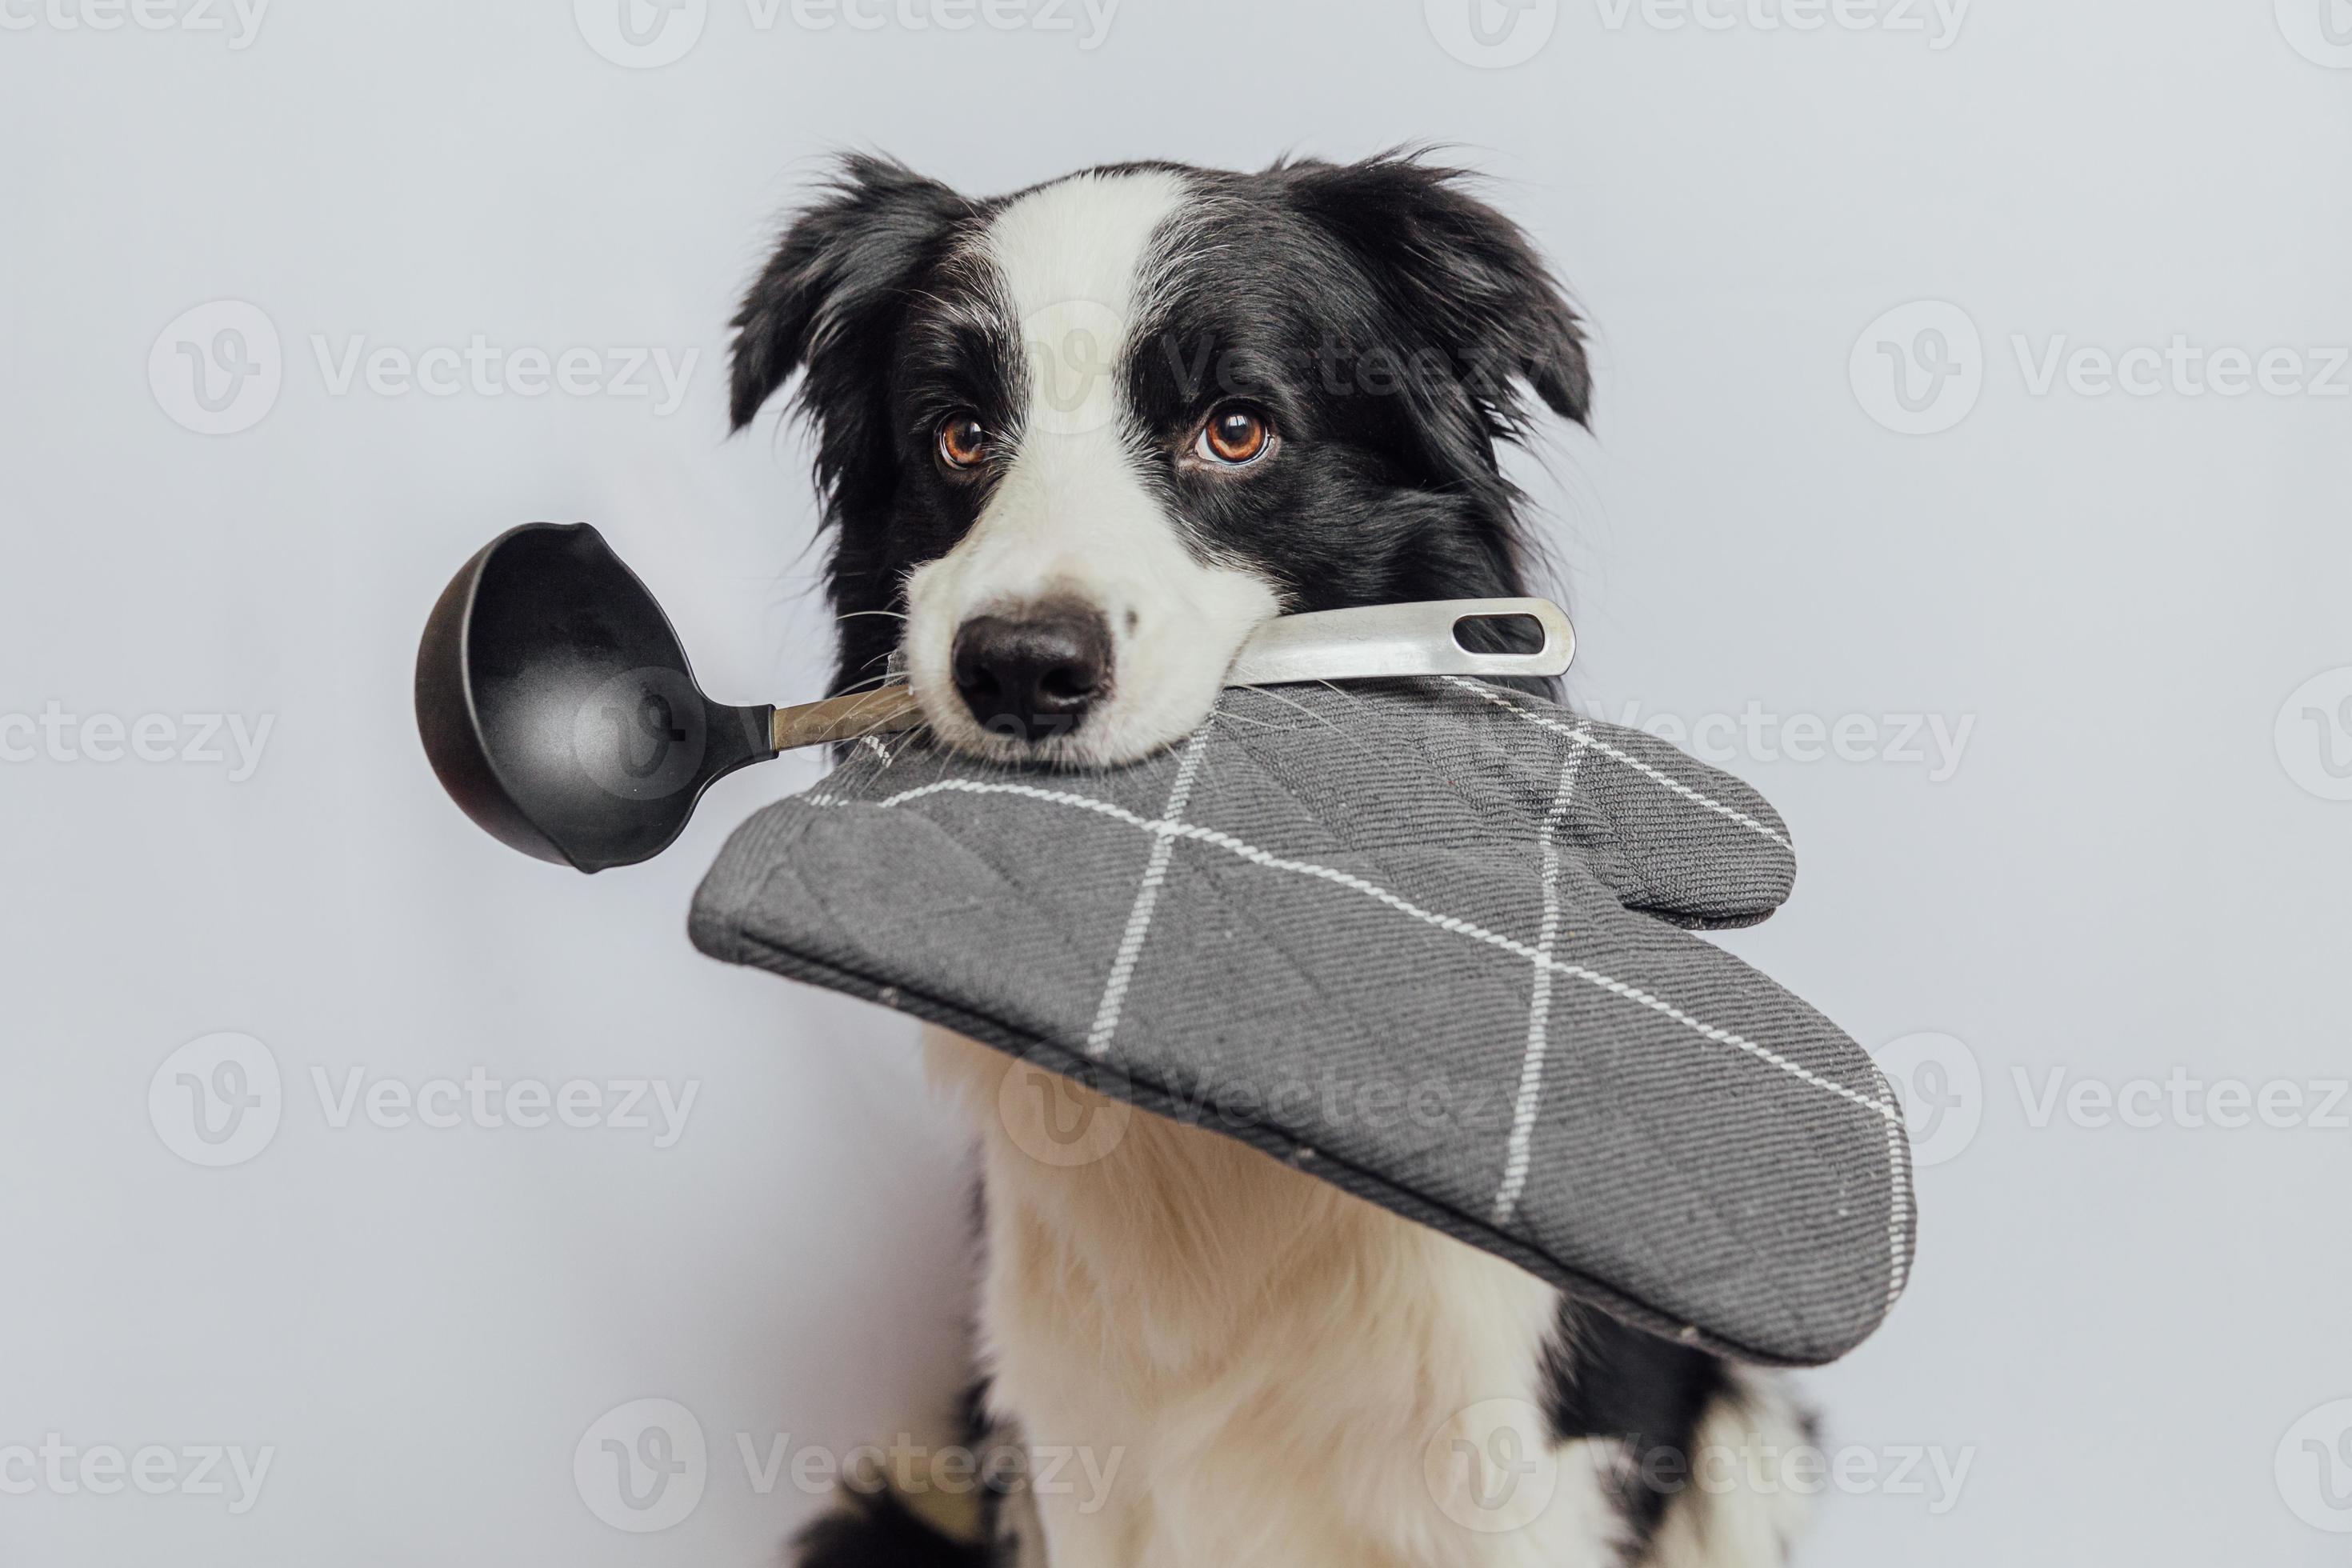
[689, 676, 1914, 1366]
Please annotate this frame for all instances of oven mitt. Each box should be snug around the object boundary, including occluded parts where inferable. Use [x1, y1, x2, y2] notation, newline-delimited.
[689, 676, 1914, 1366]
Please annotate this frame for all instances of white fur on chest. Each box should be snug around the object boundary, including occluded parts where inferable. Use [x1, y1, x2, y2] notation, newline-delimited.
[923, 1026, 1632, 1568]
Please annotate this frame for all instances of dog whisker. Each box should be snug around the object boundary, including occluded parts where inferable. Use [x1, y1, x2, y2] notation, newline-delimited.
[1226, 684, 1366, 754]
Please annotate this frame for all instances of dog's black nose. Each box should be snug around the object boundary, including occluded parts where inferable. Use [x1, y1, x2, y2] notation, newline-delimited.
[951, 604, 1113, 742]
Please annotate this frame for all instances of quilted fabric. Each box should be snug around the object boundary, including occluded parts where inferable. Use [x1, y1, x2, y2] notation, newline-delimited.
[689, 677, 1914, 1366]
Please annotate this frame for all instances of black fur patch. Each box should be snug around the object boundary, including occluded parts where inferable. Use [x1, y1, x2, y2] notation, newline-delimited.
[792, 1378, 1018, 1567]
[1544, 1301, 1738, 1550]
[791, 1486, 992, 1568]
[729, 154, 988, 698]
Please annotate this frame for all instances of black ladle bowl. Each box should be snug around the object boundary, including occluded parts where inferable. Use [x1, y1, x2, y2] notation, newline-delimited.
[415, 522, 775, 873]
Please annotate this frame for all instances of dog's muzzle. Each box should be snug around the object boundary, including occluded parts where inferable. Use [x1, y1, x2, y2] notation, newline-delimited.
[950, 599, 1114, 745]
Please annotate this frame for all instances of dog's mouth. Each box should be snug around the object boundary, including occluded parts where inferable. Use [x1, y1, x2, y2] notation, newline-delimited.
[898, 569, 1282, 770]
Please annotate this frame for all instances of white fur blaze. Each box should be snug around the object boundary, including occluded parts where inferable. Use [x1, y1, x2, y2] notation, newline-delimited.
[901, 170, 1281, 766]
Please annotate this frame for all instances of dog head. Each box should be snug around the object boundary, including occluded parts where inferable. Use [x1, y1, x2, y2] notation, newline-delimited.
[730, 152, 1591, 766]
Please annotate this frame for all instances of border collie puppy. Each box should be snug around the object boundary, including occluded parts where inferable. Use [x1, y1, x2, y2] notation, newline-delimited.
[730, 152, 1811, 1568]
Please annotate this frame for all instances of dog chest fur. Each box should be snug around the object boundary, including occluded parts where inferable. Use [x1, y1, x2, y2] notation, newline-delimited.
[927, 1026, 1635, 1568]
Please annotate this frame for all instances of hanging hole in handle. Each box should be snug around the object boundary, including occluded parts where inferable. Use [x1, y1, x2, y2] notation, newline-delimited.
[1453, 612, 1547, 657]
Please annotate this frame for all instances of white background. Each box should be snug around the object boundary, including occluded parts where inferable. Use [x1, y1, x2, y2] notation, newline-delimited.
[3, 1, 2349, 1563]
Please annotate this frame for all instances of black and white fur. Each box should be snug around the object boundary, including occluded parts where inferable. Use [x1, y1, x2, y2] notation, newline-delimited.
[730, 152, 1813, 1568]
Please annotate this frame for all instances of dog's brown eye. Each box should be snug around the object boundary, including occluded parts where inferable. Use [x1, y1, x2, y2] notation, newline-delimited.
[1198, 403, 1271, 466]
[936, 413, 990, 472]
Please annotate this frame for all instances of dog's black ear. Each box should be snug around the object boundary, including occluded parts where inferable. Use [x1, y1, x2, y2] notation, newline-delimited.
[1283, 153, 1592, 432]
[728, 154, 970, 438]
[730, 157, 970, 697]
